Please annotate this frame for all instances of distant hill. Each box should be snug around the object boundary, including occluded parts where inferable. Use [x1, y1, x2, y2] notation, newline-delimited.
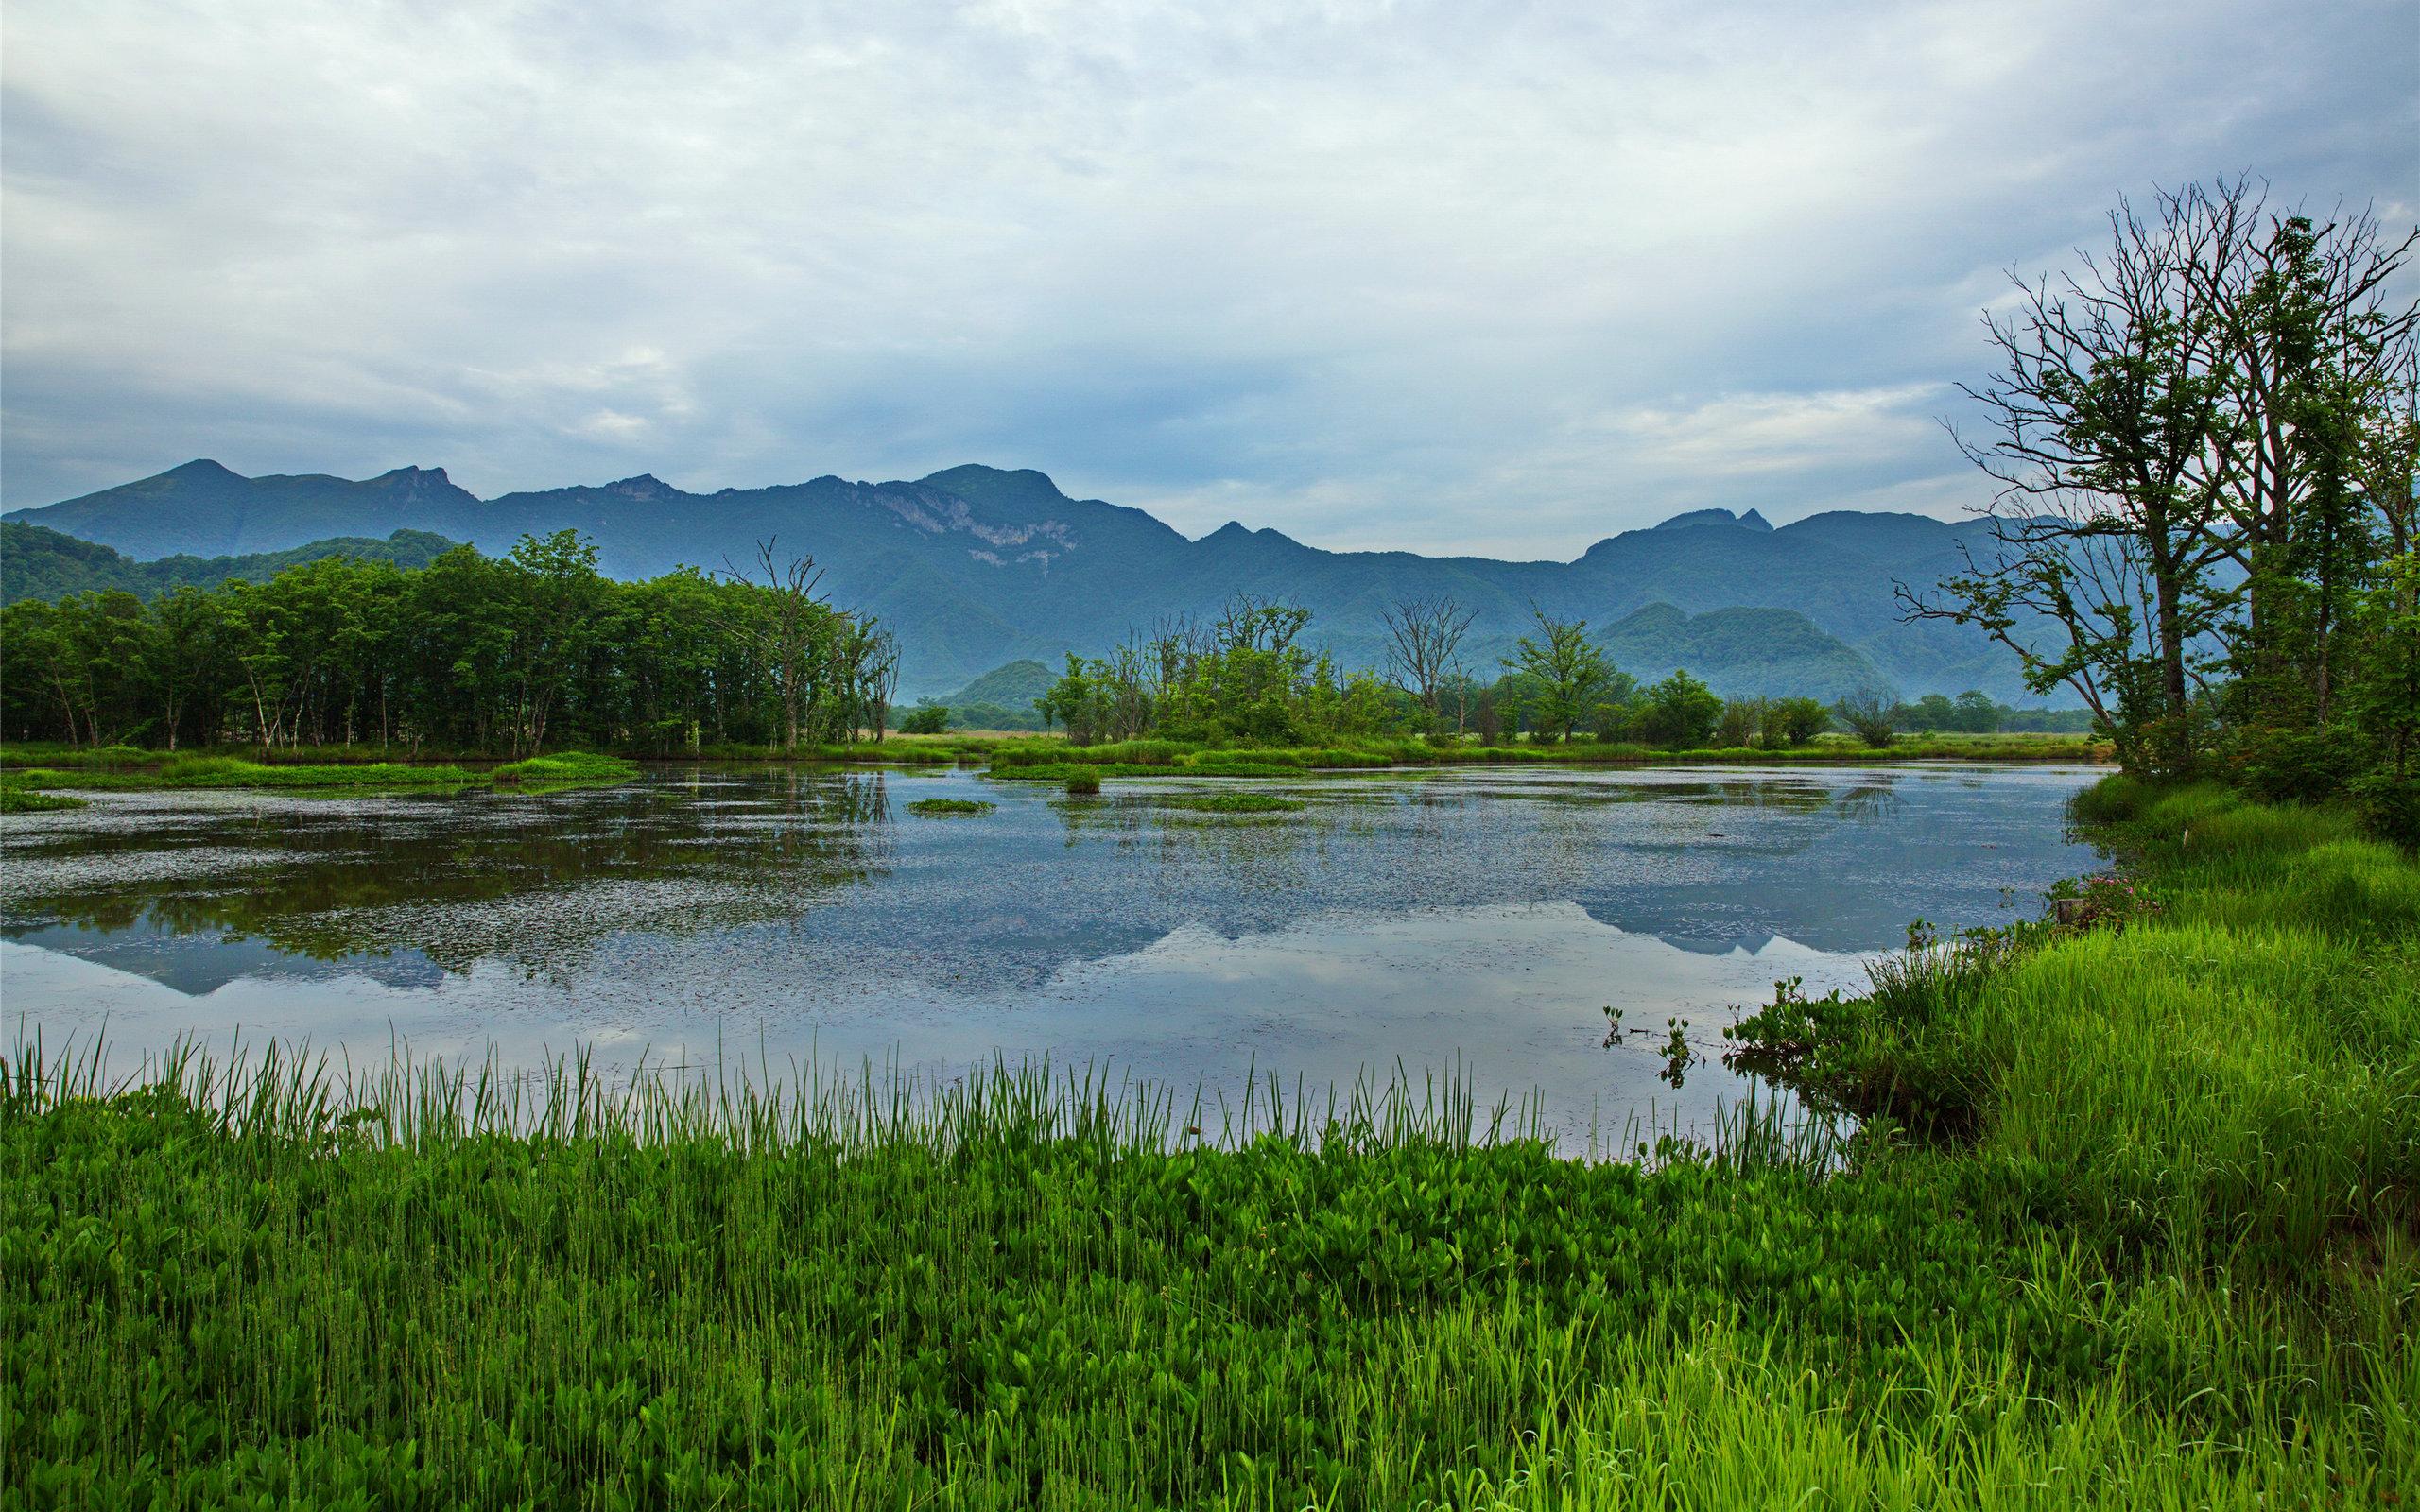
[1596, 605, 1879, 696]
[1, 520, 461, 606]
[936, 659, 1059, 729]
[6, 460, 2058, 703]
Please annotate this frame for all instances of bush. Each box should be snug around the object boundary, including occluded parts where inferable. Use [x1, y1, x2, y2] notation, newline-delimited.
[898, 702, 951, 735]
[1832, 690, 1896, 747]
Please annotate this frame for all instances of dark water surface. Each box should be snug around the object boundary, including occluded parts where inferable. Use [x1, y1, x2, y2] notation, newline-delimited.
[1, 763, 2100, 1144]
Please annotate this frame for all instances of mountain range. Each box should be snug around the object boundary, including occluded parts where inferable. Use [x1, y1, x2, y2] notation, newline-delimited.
[3, 459, 2041, 703]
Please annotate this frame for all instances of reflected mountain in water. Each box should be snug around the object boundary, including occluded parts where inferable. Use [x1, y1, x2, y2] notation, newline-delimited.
[3, 764, 2086, 1001]
[2, 762, 2101, 1143]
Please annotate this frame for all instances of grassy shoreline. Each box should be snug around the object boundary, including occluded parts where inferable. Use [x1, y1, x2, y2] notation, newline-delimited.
[2, 776, 2409, 1504]
[0, 747, 638, 800]
[0, 733, 2096, 812]
[0, 730, 2106, 775]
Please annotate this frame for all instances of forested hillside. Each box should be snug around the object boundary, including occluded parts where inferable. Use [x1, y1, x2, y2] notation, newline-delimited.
[0, 521, 458, 605]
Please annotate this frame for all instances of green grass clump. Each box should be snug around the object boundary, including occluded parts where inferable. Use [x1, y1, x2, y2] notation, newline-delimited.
[1063, 767, 1102, 796]
[906, 797, 995, 816]
[0, 778, 85, 812]
[490, 751, 641, 787]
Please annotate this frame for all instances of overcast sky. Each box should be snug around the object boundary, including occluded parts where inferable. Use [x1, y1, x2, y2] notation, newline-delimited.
[4, 1, 2413, 557]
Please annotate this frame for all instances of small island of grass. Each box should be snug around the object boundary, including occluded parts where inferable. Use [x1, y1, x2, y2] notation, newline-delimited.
[906, 797, 995, 816]
[490, 752, 641, 788]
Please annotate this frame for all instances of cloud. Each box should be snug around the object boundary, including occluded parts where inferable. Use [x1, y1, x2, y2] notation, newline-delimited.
[3, 0, 2413, 556]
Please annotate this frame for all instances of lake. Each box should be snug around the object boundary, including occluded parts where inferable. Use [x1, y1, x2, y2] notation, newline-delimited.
[0, 763, 2100, 1146]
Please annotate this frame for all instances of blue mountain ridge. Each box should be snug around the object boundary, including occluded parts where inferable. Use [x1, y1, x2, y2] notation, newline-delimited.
[6, 461, 2042, 703]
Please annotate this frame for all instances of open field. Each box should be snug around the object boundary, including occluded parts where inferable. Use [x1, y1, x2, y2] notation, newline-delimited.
[2, 776, 2408, 1505]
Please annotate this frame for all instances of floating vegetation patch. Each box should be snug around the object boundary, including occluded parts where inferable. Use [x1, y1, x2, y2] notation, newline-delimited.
[907, 798, 995, 816]
[1148, 792, 1305, 815]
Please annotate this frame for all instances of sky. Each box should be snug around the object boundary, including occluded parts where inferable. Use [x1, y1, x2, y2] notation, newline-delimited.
[3, 1, 2414, 558]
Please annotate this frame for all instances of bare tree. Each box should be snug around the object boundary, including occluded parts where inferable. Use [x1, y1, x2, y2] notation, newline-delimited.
[1214, 593, 1310, 654]
[857, 627, 900, 740]
[1380, 593, 1478, 730]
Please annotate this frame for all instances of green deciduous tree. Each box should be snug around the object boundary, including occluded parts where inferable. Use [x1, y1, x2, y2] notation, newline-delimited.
[1637, 670, 1723, 750]
[1501, 606, 1616, 744]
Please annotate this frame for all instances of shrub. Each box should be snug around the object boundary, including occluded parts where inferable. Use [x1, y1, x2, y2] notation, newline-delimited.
[1832, 689, 1897, 747]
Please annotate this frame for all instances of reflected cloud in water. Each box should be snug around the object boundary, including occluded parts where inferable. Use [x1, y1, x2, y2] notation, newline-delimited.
[1, 762, 2101, 1142]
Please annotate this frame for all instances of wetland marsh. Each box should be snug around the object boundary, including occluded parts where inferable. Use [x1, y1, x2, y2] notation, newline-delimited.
[1, 762, 2099, 1142]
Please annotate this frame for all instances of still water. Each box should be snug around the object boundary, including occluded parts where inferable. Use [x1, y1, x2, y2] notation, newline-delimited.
[1, 764, 2100, 1143]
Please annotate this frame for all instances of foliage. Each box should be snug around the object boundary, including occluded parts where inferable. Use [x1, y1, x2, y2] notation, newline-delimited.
[0, 531, 898, 757]
[898, 700, 951, 734]
[1040, 596, 1401, 747]
[1498, 607, 1616, 743]
[1830, 688, 1897, 747]
[1915, 177, 2418, 829]
[1629, 669, 1722, 750]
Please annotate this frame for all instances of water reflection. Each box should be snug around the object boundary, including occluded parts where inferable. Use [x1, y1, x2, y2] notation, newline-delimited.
[0, 763, 2102, 1142]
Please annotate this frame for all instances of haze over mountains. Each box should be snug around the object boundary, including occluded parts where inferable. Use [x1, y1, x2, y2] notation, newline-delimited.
[4, 460, 2042, 704]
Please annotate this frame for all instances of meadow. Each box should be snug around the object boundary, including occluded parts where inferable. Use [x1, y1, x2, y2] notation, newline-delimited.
[1, 775, 2409, 1506]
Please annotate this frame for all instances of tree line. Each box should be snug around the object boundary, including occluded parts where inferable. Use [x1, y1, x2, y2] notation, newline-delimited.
[1910, 177, 2418, 838]
[1031, 593, 1858, 751]
[0, 531, 900, 754]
